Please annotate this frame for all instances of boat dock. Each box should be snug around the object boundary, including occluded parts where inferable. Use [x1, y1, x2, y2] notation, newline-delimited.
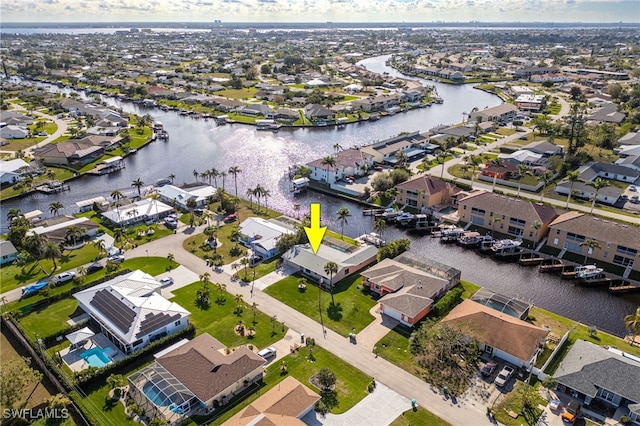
[539, 259, 565, 273]
[608, 279, 640, 294]
[577, 274, 613, 287]
[363, 208, 385, 216]
[518, 252, 545, 266]
[35, 180, 70, 194]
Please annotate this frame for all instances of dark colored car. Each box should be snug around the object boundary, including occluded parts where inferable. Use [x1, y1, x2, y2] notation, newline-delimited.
[481, 361, 498, 376]
[87, 261, 104, 273]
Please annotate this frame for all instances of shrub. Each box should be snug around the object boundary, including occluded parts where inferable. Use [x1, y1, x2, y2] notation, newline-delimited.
[429, 285, 464, 318]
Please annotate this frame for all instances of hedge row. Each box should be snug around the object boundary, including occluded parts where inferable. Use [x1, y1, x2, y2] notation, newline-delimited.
[429, 285, 465, 318]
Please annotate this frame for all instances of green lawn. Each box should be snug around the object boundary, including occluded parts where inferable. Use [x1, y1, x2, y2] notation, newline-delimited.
[0, 166, 75, 200]
[17, 298, 80, 339]
[390, 407, 452, 426]
[169, 281, 287, 349]
[495, 128, 516, 136]
[264, 273, 376, 336]
[0, 137, 47, 151]
[492, 381, 546, 426]
[203, 345, 372, 425]
[215, 88, 259, 99]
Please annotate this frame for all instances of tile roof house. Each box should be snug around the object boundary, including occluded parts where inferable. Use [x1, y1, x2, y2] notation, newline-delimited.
[282, 242, 378, 288]
[587, 103, 626, 125]
[442, 299, 548, 367]
[395, 174, 460, 210]
[362, 254, 460, 327]
[32, 139, 105, 166]
[306, 148, 374, 184]
[554, 340, 640, 419]
[74, 270, 190, 355]
[457, 190, 557, 242]
[238, 217, 295, 259]
[304, 103, 334, 121]
[617, 132, 640, 147]
[128, 333, 266, 424]
[224, 376, 320, 426]
[547, 212, 640, 273]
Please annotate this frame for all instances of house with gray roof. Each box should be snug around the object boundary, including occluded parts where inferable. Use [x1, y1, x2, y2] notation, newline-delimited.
[282, 242, 378, 288]
[554, 339, 640, 421]
[0, 240, 18, 266]
[617, 132, 640, 147]
[587, 103, 626, 125]
[469, 103, 518, 123]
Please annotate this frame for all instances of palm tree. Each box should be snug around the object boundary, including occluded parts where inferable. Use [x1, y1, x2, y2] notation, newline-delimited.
[246, 188, 254, 208]
[42, 241, 61, 273]
[333, 143, 342, 155]
[93, 239, 106, 257]
[262, 189, 271, 211]
[110, 189, 124, 217]
[336, 207, 351, 239]
[240, 257, 250, 281]
[228, 166, 242, 199]
[530, 220, 542, 243]
[587, 177, 611, 214]
[437, 152, 447, 179]
[193, 169, 199, 182]
[564, 171, 581, 208]
[321, 156, 336, 183]
[220, 171, 227, 192]
[467, 155, 481, 186]
[234, 293, 244, 310]
[624, 307, 640, 346]
[167, 253, 175, 270]
[516, 165, 531, 197]
[538, 171, 555, 202]
[65, 225, 82, 246]
[210, 168, 219, 188]
[324, 261, 338, 305]
[374, 218, 387, 238]
[131, 178, 144, 196]
[168, 174, 176, 184]
[7, 208, 23, 222]
[49, 201, 64, 216]
[251, 302, 259, 325]
[293, 203, 301, 219]
[580, 239, 601, 264]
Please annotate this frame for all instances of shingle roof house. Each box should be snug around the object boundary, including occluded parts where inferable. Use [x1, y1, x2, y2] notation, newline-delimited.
[129, 333, 266, 424]
[554, 340, 640, 412]
[224, 376, 320, 426]
[442, 299, 548, 367]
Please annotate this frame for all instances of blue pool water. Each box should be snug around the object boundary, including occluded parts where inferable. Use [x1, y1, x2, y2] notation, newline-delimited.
[81, 347, 114, 368]
[143, 382, 170, 407]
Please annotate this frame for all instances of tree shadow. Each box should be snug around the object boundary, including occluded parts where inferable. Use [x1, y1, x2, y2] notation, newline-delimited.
[103, 395, 119, 411]
[327, 302, 343, 321]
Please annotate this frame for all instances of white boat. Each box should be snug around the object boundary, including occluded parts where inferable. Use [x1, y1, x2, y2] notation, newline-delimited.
[491, 239, 522, 254]
[575, 265, 604, 279]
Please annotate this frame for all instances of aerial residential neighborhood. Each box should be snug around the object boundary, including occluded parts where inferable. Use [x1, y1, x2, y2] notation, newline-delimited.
[1, 4, 640, 426]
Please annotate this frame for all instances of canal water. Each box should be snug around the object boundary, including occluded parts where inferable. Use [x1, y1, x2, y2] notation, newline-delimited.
[2, 55, 637, 336]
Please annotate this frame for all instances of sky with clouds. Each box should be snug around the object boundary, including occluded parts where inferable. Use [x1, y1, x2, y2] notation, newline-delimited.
[1, 0, 639, 23]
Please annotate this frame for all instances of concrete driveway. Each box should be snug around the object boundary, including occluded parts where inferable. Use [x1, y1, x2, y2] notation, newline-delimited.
[158, 265, 201, 298]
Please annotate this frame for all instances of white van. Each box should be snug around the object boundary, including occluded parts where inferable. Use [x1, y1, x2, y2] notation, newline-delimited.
[257, 347, 276, 359]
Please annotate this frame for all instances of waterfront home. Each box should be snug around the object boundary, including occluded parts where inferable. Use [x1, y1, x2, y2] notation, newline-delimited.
[362, 253, 460, 327]
[238, 217, 295, 260]
[128, 333, 265, 424]
[282, 242, 378, 288]
[27, 216, 100, 244]
[442, 299, 548, 368]
[553, 340, 640, 422]
[359, 131, 430, 164]
[33, 139, 104, 166]
[352, 93, 403, 112]
[101, 198, 173, 227]
[156, 184, 216, 210]
[306, 148, 374, 184]
[0, 240, 18, 266]
[303, 103, 334, 122]
[274, 108, 299, 122]
[547, 212, 640, 274]
[469, 104, 519, 123]
[75, 196, 108, 213]
[457, 189, 557, 242]
[394, 174, 460, 210]
[0, 158, 30, 185]
[225, 376, 320, 426]
[514, 66, 560, 79]
[74, 270, 190, 355]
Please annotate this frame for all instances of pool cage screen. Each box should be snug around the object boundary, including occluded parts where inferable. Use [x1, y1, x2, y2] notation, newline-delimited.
[470, 288, 531, 320]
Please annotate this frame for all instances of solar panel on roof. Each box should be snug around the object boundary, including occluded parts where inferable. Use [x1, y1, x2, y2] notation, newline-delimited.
[136, 312, 181, 338]
[90, 289, 136, 334]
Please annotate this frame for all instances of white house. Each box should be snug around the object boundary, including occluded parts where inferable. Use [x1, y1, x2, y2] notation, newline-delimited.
[100, 198, 173, 227]
[74, 270, 190, 355]
[0, 158, 30, 185]
[306, 148, 374, 183]
[0, 125, 29, 139]
[238, 217, 294, 259]
[156, 184, 216, 210]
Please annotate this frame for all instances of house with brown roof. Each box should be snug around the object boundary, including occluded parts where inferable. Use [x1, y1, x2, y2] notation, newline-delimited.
[547, 212, 640, 273]
[442, 299, 548, 368]
[395, 174, 460, 210]
[224, 376, 320, 426]
[457, 189, 557, 242]
[362, 253, 460, 327]
[32, 140, 104, 166]
[128, 333, 266, 424]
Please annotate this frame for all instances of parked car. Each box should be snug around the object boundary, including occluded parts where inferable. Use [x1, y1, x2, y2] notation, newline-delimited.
[561, 401, 580, 423]
[107, 254, 125, 263]
[194, 208, 204, 216]
[159, 277, 174, 287]
[257, 347, 276, 359]
[629, 185, 637, 192]
[549, 399, 561, 411]
[223, 213, 237, 223]
[249, 255, 263, 266]
[54, 271, 76, 284]
[481, 360, 498, 376]
[86, 261, 104, 273]
[494, 365, 515, 387]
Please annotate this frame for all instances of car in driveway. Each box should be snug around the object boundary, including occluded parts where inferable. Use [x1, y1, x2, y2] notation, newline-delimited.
[561, 401, 580, 423]
[223, 213, 237, 223]
[481, 360, 498, 376]
[159, 277, 174, 287]
[249, 255, 263, 266]
[257, 347, 276, 359]
[494, 365, 515, 387]
[86, 261, 104, 273]
[107, 254, 125, 263]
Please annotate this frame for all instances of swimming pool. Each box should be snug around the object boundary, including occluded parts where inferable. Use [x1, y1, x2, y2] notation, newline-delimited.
[81, 346, 114, 368]
[143, 382, 171, 407]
